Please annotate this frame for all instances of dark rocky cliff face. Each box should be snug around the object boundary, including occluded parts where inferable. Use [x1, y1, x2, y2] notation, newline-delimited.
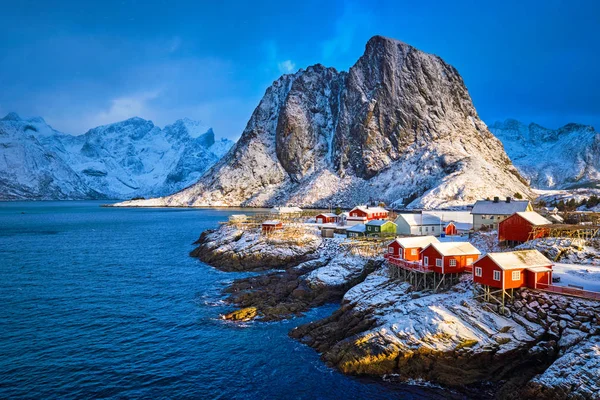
[130, 36, 531, 209]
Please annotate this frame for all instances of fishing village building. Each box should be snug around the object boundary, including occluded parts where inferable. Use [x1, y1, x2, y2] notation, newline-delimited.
[395, 211, 472, 236]
[471, 197, 533, 230]
[365, 220, 397, 237]
[346, 206, 389, 226]
[315, 213, 338, 224]
[346, 224, 366, 238]
[261, 220, 283, 234]
[386, 236, 440, 261]
[421, 242, 481, 274]
[498, 211, 552, 245]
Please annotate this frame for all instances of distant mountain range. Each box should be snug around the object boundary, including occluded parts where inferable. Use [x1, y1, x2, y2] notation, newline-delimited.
[118, 36, 532, 209]
[0, 112, 233, 200]
[490, 119, 600, 190]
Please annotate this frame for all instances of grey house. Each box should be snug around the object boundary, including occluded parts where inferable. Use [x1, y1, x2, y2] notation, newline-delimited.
[471, 197, 532, 230]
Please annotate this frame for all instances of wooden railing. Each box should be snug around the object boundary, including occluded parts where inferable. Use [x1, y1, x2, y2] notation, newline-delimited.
[536, 283, 600, 301]
[386, 257, 434, 273]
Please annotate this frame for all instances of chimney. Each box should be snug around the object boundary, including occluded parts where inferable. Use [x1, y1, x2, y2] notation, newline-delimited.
[506, 197, 511, 203]
[493, 196, 499, 203]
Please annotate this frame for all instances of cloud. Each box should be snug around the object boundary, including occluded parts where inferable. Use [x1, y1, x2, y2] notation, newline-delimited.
[277, 60, 296, 73]
[86, 91, 161, 128]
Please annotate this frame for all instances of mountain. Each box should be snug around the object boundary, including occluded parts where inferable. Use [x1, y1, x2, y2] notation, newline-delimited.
[0, 113, 233, 200]
[490, 119, 600, 189]
[119, 36, 531, 209]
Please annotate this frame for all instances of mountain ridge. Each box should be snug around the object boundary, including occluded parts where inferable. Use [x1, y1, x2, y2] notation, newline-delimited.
[0, 113, 234, 200]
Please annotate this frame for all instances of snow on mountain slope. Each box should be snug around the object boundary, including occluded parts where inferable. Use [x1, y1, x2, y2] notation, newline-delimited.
[0, 113, 102, 200]
[0, 113, 233, 200]
[490, 119, 600, 189]
[118, 36, 531, 209]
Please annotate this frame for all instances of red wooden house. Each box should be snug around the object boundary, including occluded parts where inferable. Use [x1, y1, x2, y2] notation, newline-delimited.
[347, 206, 389, 225]
[421, 242, 481, 273]
[315, 213, 338, 224]
[472, 250, 553, 290]
[261, 220, 283, 234]
[444, 222, 457, 236]
[498, 211, 551, 244]
[386, 236, 439, 262]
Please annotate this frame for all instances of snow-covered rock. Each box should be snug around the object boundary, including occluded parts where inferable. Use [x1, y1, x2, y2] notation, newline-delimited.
[490, 119, 600, 190]
[119, 36, 531, 209]
[0, 113, 233, 200]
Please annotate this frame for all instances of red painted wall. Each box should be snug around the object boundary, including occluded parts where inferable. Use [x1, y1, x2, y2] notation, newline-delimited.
[445, 223, 457, 236]
[387, 241, 402, 258]
[316, 214, 336, 224]
[473, 256, 524, 289]
[498, 214, 549, 243]
[403, 246, 421, 261]
[422, 246, 477, 274]
[525, 270, 552, 289]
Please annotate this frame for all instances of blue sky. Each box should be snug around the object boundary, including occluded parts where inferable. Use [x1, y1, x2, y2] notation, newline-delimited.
[1, 0, 599, 139]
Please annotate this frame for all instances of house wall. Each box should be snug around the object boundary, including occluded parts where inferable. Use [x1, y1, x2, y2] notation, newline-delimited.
[525, 270, 552, 289]
[402, 246, 421, 262]
[498, 214, 533, 243]
[473, 214, 510, 230]
[473, 256, 525, 289]
[395, 217, 412, 235]
[445, 224, 457, 236]
[422, 247, 476, 274]
[387, 241, 402, 257]
[380, 222, 397, 236]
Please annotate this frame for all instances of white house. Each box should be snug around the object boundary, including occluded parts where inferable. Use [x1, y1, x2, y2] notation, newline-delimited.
[394, 211, 473, 236]
[471, 197, 532, 230]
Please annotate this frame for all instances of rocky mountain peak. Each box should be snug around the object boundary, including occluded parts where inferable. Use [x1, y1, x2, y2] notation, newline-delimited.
[1, 112, 22, 121]
[121, 37, 531, 209]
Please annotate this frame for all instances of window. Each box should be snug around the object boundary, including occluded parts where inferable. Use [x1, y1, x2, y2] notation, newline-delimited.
[475, 267, 482, 277]
[388, 247, 394, 254]
[425, 227, 429, 232]
[449, 259, 457, 267]
[411, 249, 417, 256]
[493, 270, 501, 281]
[424, 256, 429, 266]
[436, 259, 442, 267]
[512, 271, 521, 281]
[367, 226, 371, 231]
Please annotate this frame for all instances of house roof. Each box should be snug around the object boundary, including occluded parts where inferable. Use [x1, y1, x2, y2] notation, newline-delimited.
[395, 213, 441, 226]
[526, 266, 553, 273]
[426, 211, 473, 224]
[350, 205, 388, 215]
[444, 221, 473, 231]
[347, 224, 367, 233]
[427, 242, 481, 256]
[366, 219, 395, 227]
[263, 220, 282, 225]
[392, 235, 439, 249]
[513, 211, 551, 226]
[548, 214, 564, 223]
[471, 200, 531, 215]
[484, 250, 552, 270]
[270, 206, 303, 214]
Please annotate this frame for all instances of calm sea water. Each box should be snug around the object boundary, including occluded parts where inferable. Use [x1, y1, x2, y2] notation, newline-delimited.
[0, 201, 462, 399]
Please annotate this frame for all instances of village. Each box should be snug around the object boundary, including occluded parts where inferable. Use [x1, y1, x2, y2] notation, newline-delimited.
[226, 196, 600, 313]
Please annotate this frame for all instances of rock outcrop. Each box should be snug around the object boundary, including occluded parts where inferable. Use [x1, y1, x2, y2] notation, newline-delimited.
[120, 36, 531, 209]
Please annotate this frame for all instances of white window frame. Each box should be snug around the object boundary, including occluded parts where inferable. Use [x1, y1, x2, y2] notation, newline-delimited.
[424, 256, 429, 266]
[388, 247, 394, 254]
[474, 267, 482, 277]
[493, 270, 501, 281]
[436, 258, 442, 267]
[512, 271, 521, 281]
[411, 249, 417, 256]
[449, 259, 457, 267]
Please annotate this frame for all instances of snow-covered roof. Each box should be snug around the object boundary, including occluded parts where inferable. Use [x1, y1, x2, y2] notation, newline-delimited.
[393, 235, 439, 249]
[548, 214, 564, 223]
[229, 214, 247, 219]
[366, 219, 395, 227]
[426, 211, 473, 224]
[485, 250, 552, 270]
[395, 213, 441, 226]
[347, 224, 367, 233]
[427, 242, 481, 256]
[471, 200, 531, 215]
[444, 221, 473, 231]
[270, 206, 303, 214]
[316, 213, 337, 218]
[514, 211, 552, 226]
[262, 220, 282, 225]
[526, 266, 553, 273]
[350, 205, 388, 215]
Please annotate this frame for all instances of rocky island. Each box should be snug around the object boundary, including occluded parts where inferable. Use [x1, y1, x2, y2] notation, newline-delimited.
[192, 220, 600, 399]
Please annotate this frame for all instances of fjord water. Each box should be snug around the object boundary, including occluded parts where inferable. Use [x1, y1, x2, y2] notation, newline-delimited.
[0, 202, 455, 399]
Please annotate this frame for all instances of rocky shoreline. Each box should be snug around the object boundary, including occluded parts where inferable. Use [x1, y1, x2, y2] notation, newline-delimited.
[191, 224, 600, 399]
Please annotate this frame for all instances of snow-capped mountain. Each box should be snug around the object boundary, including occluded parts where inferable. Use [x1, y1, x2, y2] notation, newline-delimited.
[119, 36, 531, 209]
[0, 113, 233, 200]
[490, 119, 600, 189]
